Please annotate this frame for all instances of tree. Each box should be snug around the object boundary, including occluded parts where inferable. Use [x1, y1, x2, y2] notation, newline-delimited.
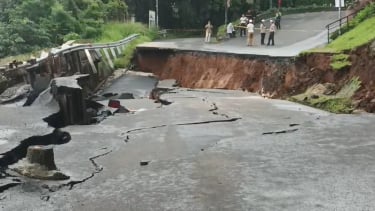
[105, 0, 128, 22]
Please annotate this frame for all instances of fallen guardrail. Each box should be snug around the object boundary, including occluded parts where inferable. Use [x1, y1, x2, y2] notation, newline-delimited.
[0, 34, 140, 96]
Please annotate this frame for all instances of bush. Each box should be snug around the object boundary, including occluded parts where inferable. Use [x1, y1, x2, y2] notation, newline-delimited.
[97, 22, 159, 43]
[63, 33, 81, 42]
[113, 36, 152, 69]
[95, 22, 158, 69]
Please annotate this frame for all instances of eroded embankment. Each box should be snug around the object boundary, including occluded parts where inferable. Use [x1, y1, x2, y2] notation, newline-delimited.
[135, 45, 375, 112]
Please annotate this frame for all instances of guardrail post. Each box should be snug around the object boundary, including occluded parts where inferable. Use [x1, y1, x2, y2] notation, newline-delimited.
[347, 16, 349, 27]
[110, 48, 117, 59]
[103, 48, 114, 69]
[117, 46, 122, 55]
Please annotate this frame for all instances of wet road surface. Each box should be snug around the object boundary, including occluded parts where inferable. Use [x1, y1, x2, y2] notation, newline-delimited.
[1, 72, 375, 210]
[138, 12, 338, 57]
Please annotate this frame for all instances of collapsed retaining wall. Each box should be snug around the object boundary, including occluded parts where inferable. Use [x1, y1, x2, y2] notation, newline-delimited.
[135, 44, 375, 112]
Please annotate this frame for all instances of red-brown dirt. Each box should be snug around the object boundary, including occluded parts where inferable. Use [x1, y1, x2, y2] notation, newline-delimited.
[135, 43, 375, 112]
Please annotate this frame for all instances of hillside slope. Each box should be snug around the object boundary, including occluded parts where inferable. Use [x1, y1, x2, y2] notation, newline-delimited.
[292, 13, 375, 113]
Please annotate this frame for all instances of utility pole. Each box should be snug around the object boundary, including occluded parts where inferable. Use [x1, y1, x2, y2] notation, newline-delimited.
[156, 0, 159, 28]
[225, 4, 228, 26]
[270, 0, 273, 9]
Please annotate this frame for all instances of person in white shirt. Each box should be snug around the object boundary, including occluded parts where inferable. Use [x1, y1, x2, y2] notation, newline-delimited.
[239, 14, 248, 37]
[227, 22, 234, 38]
[267, 19, 276, 46]
[204, 21, 213, 43]
[260, 19, 266, 45]
[246, 19, 254, 46]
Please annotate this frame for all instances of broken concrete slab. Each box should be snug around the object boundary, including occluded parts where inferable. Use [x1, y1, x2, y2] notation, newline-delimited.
[0, 84, 31, 104]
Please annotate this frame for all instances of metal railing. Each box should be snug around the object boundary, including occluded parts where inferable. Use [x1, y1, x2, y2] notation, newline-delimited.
[326, 12, 357, 43]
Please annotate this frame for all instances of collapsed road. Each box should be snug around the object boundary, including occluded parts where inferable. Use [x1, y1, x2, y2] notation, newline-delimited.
[0, 71, 374, 210]
[0, 11, 375, 211]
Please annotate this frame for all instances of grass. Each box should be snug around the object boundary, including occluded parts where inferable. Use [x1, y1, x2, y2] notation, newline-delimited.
[313, 97, 353, 114]
[96, 22, 159, 69]
[310, 16, 375, 53]
[96, 22, 158, 43]
[330, 53, 351, 71]
[327, 16, 375, 51]
[114, 36, 152, 69]
[290, 77, 361, 114]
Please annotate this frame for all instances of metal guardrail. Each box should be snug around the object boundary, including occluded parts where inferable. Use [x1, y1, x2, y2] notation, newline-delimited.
[43, 34, 139, 60]
[0, 34, 141, 95]
[325, 12, 357, 43]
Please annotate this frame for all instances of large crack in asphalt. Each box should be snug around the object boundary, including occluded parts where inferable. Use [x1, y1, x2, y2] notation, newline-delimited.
[42, 150, 112, 193]
[262, 128, 299, 135]
[0, 129, 71, 193]
[0, 129, 71, 168]
[122, 117, 241, 136]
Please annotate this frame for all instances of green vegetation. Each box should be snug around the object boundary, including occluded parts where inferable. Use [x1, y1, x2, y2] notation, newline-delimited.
[330, 2, 375, 40]
[96, 22, 158, 69]
[327, 16, 375, 52]
[308, 3, 375, 53]
[290, 77, 361, 113]
[96, 22, 157, 43]
[0, 0, 127, 58]
[114, 36, 154, 69]
[0, 22, 158, 67]
[314, 97, 353, 113]
[306, 16, 375, 53]
[330, 53, 351, 70]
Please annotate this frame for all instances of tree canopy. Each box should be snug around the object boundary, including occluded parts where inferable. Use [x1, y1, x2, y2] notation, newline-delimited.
[0, 0, 335, 58]
[0, 0, 128, 57]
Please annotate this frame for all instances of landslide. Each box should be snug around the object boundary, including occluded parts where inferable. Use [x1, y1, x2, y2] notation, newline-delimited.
[135, 6, 375, 113]
[135, 46, 374, 113]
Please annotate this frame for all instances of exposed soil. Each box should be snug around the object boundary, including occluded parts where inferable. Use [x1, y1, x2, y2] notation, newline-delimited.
[135, 42, 375, 112]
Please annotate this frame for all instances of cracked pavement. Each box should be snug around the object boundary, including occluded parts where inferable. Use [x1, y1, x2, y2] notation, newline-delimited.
[0, 73, 375, 210]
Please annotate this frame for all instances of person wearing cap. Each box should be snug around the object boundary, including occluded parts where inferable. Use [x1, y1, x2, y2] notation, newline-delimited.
[260, 19, 267, 45]
[246, 19, 255, 46]
[239, 14, 248, 37]
[267, 19, 276, 46]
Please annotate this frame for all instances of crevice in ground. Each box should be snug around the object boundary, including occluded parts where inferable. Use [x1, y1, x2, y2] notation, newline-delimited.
[186, 89, 232, 94]
[42, 150, 112, 192]
[262, 128, 299, 135]
[0, 129, 71, 169]
[0, 129, 71, 193]
[121, 118, 241, 140]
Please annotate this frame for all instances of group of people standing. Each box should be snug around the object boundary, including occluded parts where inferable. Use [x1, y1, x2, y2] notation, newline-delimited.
[238, 14, 277, 46]
[205, 10, 282, 46]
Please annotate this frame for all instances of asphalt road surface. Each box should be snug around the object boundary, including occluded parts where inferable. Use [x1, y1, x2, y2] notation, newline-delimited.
[138, 11, 338, 57]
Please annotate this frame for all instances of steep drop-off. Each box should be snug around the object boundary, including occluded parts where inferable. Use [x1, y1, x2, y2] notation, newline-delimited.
[135, 43, 375, 112]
